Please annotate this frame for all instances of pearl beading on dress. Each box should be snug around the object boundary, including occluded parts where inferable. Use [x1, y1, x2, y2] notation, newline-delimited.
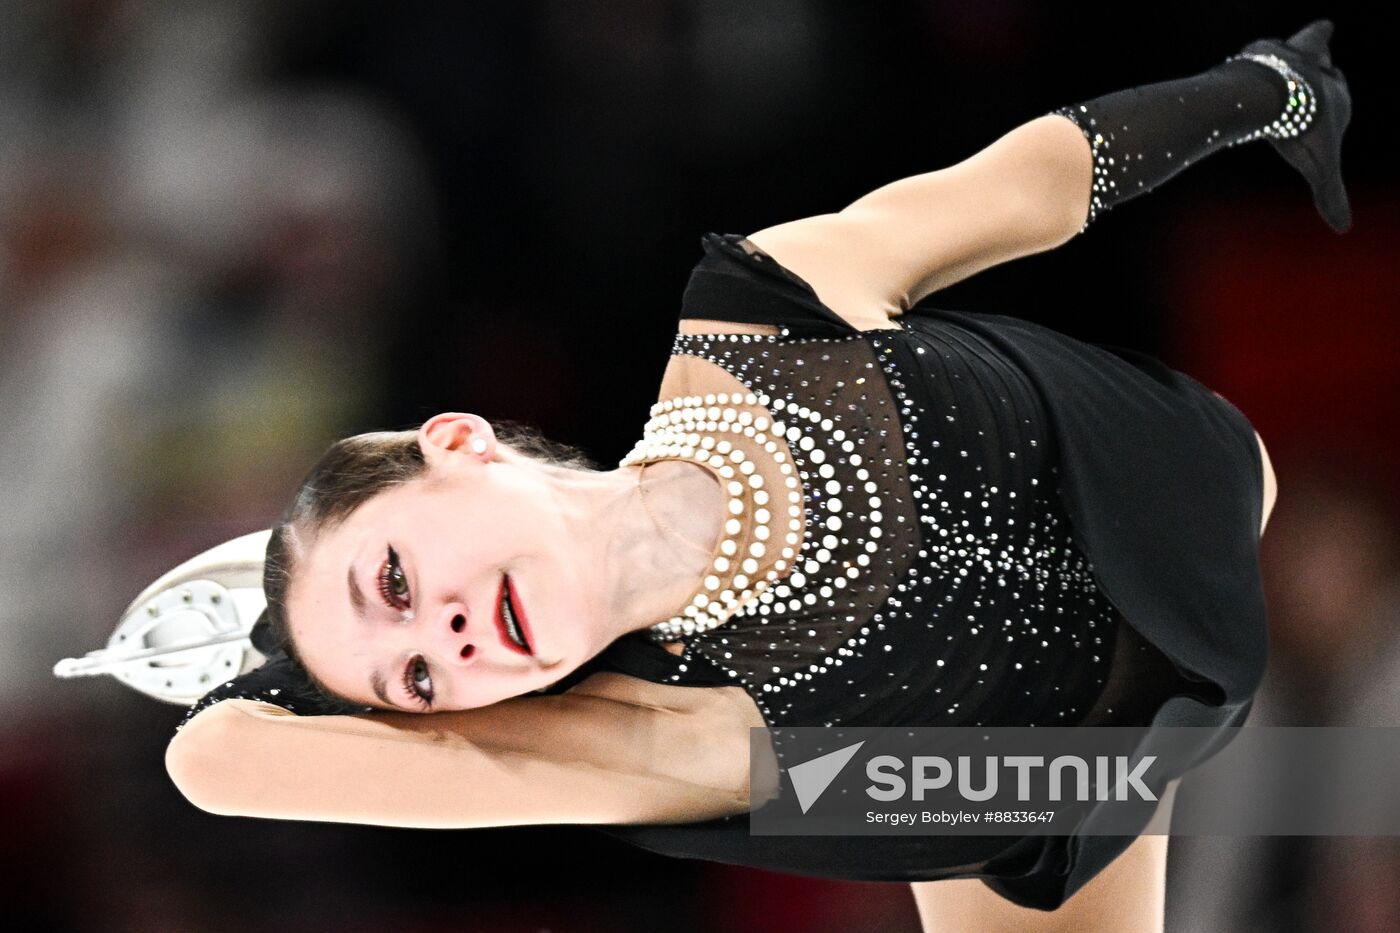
[621, 390, 804, 640]
[629, 331, 918, 721]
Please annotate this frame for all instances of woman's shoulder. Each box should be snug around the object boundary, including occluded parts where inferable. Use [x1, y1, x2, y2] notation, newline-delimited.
[681, 232, 897, 336]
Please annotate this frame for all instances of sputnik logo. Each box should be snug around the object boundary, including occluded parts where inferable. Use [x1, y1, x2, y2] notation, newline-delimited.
[788, 741, 866, 814]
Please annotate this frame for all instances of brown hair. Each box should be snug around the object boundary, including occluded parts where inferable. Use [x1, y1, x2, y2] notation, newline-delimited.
[261, 421, 595, 702]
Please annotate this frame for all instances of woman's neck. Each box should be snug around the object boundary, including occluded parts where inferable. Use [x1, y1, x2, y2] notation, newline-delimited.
[538, 456, 723, 645]
[614, 460, 724, 630]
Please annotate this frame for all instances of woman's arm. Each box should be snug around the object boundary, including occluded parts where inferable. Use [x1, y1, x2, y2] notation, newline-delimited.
[744, 113, 1092, 330]
[165, 674, 758, 828]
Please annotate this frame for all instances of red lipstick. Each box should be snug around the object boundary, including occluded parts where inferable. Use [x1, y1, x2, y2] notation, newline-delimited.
[494, 574, 535, 656]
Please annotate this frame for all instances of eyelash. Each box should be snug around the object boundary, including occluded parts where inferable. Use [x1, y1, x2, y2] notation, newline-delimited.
[376, 546, 429, 708]
[377, 545, 411, 610]
[403, 656, 434, 709]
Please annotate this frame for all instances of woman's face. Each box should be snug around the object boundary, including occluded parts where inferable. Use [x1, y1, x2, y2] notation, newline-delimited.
[285, 414, 595, 712]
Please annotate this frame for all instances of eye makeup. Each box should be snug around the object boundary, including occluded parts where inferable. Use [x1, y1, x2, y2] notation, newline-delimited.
[377, 545, 411, 610]
[402, 654, 433, 708]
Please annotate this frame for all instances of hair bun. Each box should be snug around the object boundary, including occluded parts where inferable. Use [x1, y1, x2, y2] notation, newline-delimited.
[248, 610, 282, 658]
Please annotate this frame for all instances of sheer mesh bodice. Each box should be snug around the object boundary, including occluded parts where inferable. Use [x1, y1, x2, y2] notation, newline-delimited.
[632, 324, 1118, 733]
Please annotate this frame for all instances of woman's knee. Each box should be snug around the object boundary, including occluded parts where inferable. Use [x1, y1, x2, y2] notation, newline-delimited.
[1207, 390, 1276, 536]
[1254, 429, 1278, 535]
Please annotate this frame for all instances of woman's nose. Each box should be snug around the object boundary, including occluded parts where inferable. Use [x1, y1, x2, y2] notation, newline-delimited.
[434, 604, 477, 664]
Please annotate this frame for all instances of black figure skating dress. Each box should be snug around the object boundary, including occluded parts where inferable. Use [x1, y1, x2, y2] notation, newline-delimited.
[176, 17, 1348, 906]
[557, 233, 1267, 909]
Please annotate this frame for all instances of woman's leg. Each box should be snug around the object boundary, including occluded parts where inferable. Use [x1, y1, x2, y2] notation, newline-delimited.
[1211, 387, 1278, 538]
[745, 22, 1347, 332]
[910, 780, 1179, 933]
[746, 113, 1095, 330]
[1256, 430, 1278, 536]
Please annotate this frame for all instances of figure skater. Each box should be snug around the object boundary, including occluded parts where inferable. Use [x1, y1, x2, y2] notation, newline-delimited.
[154, 20, 1347, 933]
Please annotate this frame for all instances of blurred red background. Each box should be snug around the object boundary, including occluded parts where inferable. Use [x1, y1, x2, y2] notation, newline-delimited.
[1, 2, 1393, 931]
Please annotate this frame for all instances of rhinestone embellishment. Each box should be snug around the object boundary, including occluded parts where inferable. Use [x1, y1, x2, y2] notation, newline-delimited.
[1228, 52, 1318, 141]
[1052, 51, 1319, 233]
[1051, 103, 1117, 231]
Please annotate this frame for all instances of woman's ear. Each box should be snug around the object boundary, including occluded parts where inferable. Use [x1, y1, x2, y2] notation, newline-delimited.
[417, 413, 497, 466]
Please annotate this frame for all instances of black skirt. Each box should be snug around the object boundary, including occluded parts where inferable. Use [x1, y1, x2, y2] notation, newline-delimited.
[583, 234, 1269, 909]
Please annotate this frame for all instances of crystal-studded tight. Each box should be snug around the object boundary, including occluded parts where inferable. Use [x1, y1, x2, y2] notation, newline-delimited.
[1051, 54, 1314, 232]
